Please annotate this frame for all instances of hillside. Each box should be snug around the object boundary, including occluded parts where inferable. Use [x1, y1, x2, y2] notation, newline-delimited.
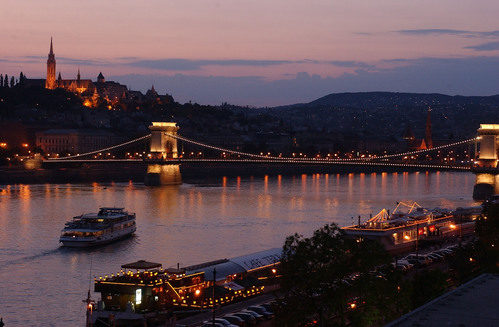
[266, 92, 499, 146]
[276, 92, 499, 109]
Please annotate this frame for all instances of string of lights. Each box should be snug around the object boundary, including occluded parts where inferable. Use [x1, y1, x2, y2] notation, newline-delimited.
[168, 133, 477, 163]
[172, 158, 471, 170]
[52, 132, 475, 167]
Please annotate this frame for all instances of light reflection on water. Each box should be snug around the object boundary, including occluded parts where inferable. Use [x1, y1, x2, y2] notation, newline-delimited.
[0, 172, 477, 326]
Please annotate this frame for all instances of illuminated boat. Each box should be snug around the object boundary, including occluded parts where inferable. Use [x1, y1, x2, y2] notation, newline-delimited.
[59, 207, 136, 247]
[341, 201, 477, 254]
[89, 249, 281, 325]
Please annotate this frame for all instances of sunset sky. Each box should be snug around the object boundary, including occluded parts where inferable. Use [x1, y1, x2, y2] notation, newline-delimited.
[1, 0, 498, 106]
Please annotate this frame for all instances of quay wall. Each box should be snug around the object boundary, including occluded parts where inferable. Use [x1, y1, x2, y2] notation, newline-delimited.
[0, 162, 470, 185]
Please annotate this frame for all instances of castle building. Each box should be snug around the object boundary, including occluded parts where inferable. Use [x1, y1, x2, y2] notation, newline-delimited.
[43, 38, 128, 104]
[25, 38, 173, 108]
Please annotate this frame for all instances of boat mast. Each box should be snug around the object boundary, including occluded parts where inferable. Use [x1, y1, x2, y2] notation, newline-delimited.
[84, 257, 94, 327]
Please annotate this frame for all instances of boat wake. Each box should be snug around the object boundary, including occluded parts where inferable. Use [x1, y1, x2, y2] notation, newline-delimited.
[0, 247, 62, 271]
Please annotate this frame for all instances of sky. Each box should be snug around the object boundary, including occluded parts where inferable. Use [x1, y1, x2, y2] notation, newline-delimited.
[1, 0, 498, 106]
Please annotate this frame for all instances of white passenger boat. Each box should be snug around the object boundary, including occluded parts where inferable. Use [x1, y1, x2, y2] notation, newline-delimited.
[59, 207, 136, 247]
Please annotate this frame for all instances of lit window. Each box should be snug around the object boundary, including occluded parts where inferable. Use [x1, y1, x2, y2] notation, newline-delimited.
[136, 289, 142, 305]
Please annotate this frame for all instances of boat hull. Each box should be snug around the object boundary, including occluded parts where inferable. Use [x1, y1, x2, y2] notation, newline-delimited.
[60, 227, 136, 248]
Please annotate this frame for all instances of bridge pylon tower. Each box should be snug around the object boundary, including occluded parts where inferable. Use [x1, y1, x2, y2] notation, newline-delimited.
[149, 122, 180, 159]
[473, 124, 499, 200]
[475, 124, 499, 168]
[145, 122, 182, 186]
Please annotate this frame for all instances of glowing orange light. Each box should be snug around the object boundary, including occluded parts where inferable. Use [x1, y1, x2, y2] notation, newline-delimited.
[271, 268, 277, 274]
[350, 303, 356, 309]
[0, 142, 7, 148]
[449, 224, 457, 229]
[195, 289, 201, 296]
[22, 143, 29, 148]
[404, 235, 411, 240]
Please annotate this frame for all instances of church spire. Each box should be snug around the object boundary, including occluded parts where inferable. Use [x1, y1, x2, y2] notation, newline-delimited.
[425, 107, 433, 149]
[45, 37, 57, 89]
[77, 68, 81, 81]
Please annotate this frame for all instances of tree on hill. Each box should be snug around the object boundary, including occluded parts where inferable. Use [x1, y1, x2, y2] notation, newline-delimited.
[10, 76, 15, 88]
[19, 72, 26, 86]
[3, 74, 7, 88]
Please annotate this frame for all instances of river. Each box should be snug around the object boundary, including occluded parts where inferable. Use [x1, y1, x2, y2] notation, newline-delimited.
[0, 172, 478, 326]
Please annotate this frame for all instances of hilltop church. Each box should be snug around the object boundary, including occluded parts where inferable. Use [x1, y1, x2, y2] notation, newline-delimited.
[25, 38, 171, 108]
[43, 38, 128, 106]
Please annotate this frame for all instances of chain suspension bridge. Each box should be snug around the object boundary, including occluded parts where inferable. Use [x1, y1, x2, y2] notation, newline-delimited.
[42, 121, 481, 170]
[36, 121, 499, 198]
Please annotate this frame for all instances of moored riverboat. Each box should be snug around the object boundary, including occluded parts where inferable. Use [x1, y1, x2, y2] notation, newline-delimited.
[88, 249, 281, 326]
[59, 207, 136, 247]
[342, 201, 478, 254]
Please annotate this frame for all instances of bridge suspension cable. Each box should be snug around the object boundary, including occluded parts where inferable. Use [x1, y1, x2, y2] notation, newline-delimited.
[49, 131, 476, 164]
[168, 133, 477, 162]
[361, 137, 477, 161]
[169, 133, 285, 160]
[50, 134, 152, 160]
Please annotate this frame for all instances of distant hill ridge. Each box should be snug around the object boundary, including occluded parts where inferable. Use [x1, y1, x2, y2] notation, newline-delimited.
[275, 92, 499, 109]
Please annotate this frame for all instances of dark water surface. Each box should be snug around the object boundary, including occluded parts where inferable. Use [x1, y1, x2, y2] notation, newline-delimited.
[0, 172, 478, 326]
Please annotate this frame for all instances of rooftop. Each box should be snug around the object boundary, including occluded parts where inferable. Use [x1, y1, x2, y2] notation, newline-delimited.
[185, 248, 282, 281]
[386, 273, 499, 327]
[121, 260, 162, 270]
[151, 122, 177, 127]
[479, 124, 499, 130]
[38, 129, 116, 136]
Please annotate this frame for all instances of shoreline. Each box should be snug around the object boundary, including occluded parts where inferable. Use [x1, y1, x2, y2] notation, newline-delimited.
[0, 164, 472, 185]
